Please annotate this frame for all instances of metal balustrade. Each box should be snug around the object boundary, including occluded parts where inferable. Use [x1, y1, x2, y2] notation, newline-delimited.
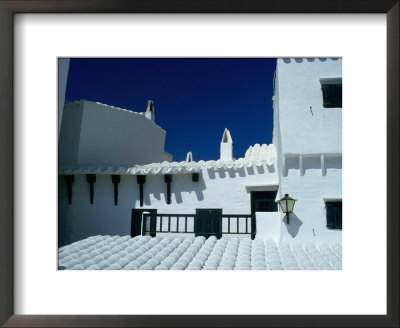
[141, 213, 256, 239]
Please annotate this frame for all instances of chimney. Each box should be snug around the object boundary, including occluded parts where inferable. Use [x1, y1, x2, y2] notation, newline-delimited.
[144, 100, 155, 121]
[220, 128, 233, 160]
[186, 151, 193, 162]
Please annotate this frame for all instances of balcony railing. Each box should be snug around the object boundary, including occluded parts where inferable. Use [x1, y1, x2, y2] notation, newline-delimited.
[142, 213, 256, 239]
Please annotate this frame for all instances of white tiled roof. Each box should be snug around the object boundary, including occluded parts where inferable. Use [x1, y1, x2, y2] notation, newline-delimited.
[58, 143, 277, 175]
[58, 235, 342, 270]
[244, 144, 276, 164]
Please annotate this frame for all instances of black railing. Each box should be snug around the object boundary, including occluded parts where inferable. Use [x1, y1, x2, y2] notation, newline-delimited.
[141, 213, 256, 239]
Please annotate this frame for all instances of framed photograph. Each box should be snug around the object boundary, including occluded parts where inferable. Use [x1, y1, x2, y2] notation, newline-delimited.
[57, 57, 342, 272]
[0, 1, 398, 327]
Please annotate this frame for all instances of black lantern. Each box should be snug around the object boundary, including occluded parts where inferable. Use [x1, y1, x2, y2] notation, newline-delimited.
[277, 193, 297, 224]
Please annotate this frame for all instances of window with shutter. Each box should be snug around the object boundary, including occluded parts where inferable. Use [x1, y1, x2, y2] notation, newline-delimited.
[251, 191, 278, 214]
[195, 208, 222, 238]
[326, 201, 342, 229]
[320, 78, 342, 108]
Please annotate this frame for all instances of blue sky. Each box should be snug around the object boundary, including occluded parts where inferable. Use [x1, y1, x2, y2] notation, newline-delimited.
[65, 58, 277, 162]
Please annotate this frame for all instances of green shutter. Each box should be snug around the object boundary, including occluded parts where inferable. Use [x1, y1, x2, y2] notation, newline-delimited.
[195, 209, 222, 238]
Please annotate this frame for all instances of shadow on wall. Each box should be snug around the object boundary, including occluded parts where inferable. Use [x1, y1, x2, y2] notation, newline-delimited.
[207, 164, 272, 180]
[142, 174, 207, 205]
[256, 166, 265, 174]
[238, 167, 246, 177]
[282, 58, 338, 64]
[284, 213, 303, 238]
[143, 178, 164, 205]
[208, 167, 244, 179]
[325, 156, 342, 169]
[173, 175, 206, 203]
[139, 164, 276, 206]
[284, 156, 299, 176]
[217, 169, 226, 179]
[284, 155, 342, 176]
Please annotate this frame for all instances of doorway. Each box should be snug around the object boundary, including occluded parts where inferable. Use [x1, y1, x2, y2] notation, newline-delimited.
[131, 209, 157, 237]
[250, 191, 278, 214]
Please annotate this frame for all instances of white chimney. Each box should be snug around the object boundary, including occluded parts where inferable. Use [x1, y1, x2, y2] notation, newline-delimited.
[144, 100, 155, 121]
[220, 128, 233, 160]
[186, 151, 193, 162]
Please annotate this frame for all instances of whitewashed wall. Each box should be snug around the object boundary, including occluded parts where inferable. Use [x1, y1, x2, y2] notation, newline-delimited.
[278, 155, 342, 244]
[275, 58, 342, 154]
[59, 100, 170, 166]
[58, 163, 279, 246]
[274, 58, 342, 244]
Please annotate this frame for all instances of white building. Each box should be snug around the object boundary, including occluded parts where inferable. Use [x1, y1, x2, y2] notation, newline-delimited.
[58, 134, 279, 245]
[273, 58, 342, 244]
[58, 58, 342, 269]
[59, 99, 171, 167]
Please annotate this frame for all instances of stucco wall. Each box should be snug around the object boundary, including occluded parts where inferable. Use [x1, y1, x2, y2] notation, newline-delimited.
[59, 100, 169, 166]
[255, 212, 281, 242]
[278, 155, 342, 244]
[275, 58, 342, 155]
[58, 163, 279, 246]
[274, 58, 342, 244]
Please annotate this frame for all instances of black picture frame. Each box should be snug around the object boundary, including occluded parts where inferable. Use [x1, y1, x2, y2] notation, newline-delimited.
[0, 1, 398, 327]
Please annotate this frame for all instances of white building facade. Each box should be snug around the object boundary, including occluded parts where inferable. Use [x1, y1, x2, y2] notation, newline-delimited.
[59, 100, 171, 167]
[58, 138, 280, 246]
[58, 58, 342, 248]
[273, 58, 342, 244]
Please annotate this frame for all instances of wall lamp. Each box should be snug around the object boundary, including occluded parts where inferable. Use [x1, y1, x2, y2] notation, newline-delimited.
[276, 193, 297, 224]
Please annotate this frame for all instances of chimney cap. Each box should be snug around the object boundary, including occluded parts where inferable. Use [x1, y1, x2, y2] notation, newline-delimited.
[221, 128, 233, 143]
[186, 151, 193, 162]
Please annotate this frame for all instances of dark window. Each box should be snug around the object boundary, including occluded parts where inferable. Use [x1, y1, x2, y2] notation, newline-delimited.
[326, 201, 342, 229]
[321, 82, 342, 108]
[195, 208, 222, 239]
[251, 191, 278, 214]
